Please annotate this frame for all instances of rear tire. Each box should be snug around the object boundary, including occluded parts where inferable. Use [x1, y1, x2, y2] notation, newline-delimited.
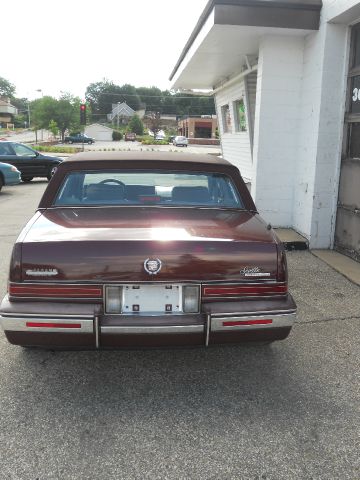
[21, 176, 33, 183]
[0, 176, 3, 191]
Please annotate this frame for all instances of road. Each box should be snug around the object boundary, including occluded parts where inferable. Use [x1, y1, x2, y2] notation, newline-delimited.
[0, 180, 359, 480]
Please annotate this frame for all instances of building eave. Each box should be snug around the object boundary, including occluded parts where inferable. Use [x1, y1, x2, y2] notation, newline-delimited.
[170, 0, 322, 89]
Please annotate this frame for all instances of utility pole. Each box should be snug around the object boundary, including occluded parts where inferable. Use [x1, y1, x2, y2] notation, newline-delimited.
[27, 102, 31, 129]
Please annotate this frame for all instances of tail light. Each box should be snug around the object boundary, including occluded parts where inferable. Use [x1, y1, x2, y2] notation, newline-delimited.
[182, 285, 200, 313]
[9, 244, 22, 282]
[202, 283, 287, 298]
[277, 243, 288, 283]
[9, 283, 102, 299]
[105, 286, 122, 314]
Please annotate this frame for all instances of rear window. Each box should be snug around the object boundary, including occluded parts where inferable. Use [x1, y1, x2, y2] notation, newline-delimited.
[54, 170, 243, 208]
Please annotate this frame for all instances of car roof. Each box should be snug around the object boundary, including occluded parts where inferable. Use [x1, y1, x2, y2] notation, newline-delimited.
[63, 151, 230, 166]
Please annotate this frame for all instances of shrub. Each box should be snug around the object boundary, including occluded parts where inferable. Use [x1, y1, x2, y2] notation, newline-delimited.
[32, 145, 78, 154]
[112, 130, 122, 141]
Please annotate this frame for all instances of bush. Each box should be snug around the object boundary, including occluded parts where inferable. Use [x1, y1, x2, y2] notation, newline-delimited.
[141, 136, 168, 146]
[32, 145, 78, 154]
[112, 130, 122, 141]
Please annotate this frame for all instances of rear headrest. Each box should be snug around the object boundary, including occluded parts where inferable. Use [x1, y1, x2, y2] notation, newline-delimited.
[86, 183, 124, 201]
[172, 186, 211, 203]
[124, 185, 155, 201]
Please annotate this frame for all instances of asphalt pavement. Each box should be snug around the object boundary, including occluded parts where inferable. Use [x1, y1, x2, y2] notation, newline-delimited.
[0, 180, 359, 480]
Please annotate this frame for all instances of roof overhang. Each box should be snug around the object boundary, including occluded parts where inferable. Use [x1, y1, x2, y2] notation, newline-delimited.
[170, 0, 322, 90]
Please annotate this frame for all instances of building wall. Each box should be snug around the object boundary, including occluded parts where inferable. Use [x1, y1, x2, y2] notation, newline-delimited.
[215, 80, 253, 181]
[294, 21, 349, 247]
[252, 35, 305, 227]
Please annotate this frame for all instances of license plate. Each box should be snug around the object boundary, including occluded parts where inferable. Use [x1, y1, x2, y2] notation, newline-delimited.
[122, 284, 182, 314]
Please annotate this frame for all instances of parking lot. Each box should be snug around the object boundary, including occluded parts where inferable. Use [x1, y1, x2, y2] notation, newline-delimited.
[0, 180, 359, 480]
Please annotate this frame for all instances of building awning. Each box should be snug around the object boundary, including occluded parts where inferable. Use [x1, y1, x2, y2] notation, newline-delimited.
[170, 0, 322, 90]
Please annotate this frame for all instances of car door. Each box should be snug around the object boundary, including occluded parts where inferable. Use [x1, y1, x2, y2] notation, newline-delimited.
[0, 143, 20, 170]
[11, 143, 45, 177]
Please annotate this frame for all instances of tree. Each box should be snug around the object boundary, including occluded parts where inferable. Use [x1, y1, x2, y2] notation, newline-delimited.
[128, 114, 144, 135]
[49, 120, 59, 139]
[29, 93, 82, 142]
[85, 80, 141, 118]
[146, 111, 162, 138]
[0, 76, 15, 98]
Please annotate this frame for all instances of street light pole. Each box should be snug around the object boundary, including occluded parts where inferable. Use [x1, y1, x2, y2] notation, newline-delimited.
[117, 102, 120, 129]
[27, 102, 31, 129]
[36, 89, 44, 141]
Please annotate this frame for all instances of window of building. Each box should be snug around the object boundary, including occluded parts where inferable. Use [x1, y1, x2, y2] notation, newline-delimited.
[221, 104, 232, 133]
[233, 98, 247, 132]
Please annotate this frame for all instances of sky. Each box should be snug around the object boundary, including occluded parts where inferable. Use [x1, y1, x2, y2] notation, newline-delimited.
[2, 0, 208, 100]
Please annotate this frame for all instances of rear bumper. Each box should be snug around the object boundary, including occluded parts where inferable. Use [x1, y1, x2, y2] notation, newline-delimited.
[0, 294, 296, 348]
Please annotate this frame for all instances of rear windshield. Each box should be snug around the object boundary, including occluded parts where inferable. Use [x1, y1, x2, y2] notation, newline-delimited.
[54, 170, 243, 208]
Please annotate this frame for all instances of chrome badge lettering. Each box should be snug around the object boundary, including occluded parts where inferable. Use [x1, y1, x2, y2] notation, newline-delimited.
[240, 266, 271, 277]
[26, 268, 58, 277]
[144, 258, 162, 275]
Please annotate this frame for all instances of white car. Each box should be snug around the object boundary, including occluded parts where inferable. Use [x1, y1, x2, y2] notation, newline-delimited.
[173, 136, 188, 147]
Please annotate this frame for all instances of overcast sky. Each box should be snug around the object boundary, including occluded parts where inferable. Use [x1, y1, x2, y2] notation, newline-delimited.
[3, 0, 207, 100]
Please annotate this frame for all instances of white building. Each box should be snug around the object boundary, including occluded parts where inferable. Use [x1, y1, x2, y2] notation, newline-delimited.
[170, 0, 360, 262]
[85, 124, 113, 141]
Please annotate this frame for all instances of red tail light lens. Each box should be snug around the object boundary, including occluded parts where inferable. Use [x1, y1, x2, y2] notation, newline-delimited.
[222, 319, 273, 327]
[202, 283, 287, 298]
[26, 322, 81, 329]
[9, 284, 103, 298]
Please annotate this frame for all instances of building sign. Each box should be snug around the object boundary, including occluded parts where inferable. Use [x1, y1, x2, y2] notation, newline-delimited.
[351, 76, 360, 113]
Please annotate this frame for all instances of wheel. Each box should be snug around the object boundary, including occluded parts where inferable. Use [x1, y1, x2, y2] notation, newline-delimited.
[21, 176, 33, 183]
[68, 140, 73, 144]
[0, 176, 3, 192]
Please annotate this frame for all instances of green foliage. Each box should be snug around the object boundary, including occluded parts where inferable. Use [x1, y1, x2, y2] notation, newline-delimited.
[85, 79, 141, 117]
[85, 80, 215, 117]
[0, 76, 16, 97]
[30, 93, 82, 141]
[32, 145, 78, 154]
[112, 130, 122, 141]
[141, 136, 168, 146]
[48, 119, 59, 137]
[128, 114, 144, 135]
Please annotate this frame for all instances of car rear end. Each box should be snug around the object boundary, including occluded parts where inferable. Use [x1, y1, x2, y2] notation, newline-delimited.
[0, 152, 296, 349]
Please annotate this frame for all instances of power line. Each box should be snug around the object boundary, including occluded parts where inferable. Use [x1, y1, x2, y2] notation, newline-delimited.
[88, 92, 213, 99]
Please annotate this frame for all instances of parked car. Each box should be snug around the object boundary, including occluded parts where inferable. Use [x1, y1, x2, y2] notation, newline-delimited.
[124, 132, 136, 142]
[0, 151, 296, 349]
[0, 141, 63, 182]
[0, 162, 21, 191]
[64, 133, 94, 144]
[173, 135, 188, 147]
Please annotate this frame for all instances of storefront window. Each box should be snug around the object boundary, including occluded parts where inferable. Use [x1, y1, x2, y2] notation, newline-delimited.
[221, 104, 232, 133]
[233, 99, 247, 132]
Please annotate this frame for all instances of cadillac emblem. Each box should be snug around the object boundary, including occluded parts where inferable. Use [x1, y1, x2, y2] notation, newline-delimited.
[144, 258, 162, 275]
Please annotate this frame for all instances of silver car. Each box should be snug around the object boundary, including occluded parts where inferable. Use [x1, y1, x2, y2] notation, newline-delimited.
[173, 136, 188, 147]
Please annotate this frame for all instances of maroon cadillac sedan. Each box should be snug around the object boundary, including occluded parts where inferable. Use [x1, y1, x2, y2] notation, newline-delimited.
[0, 152, 296, 349]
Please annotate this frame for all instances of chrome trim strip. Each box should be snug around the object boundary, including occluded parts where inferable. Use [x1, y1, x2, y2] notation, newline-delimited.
[211, 313, 296, 332]
[205, 314, 210, 347]
[101, 325, 204, 334]
[94, 315, 100, 348]
[208, 308, 297, 317]
[1, 312, 93, 319]
[0, 315, 94, 333]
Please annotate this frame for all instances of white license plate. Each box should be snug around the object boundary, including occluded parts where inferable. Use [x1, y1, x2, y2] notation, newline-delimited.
[122, 284, 182, 314]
